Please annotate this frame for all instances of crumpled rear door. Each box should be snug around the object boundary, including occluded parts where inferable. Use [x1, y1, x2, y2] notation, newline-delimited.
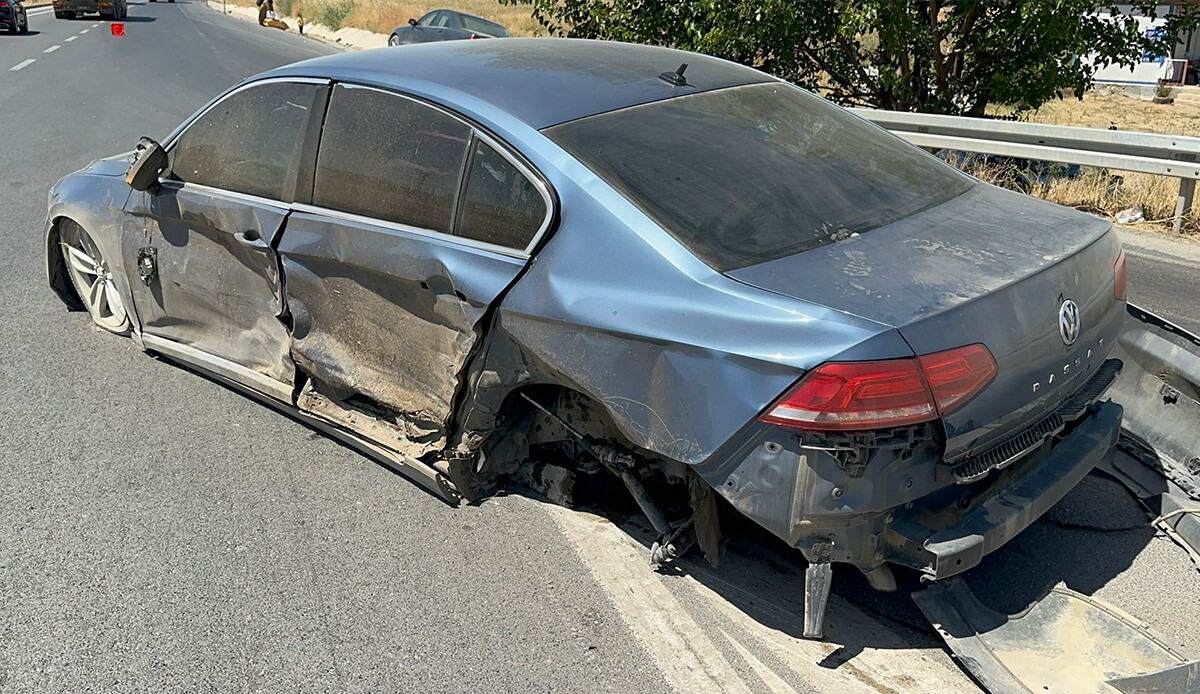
[277, 210, 526, 457]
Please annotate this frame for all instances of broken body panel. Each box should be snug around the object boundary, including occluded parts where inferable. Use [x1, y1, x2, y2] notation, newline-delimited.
[1103, 306, 1200, 568]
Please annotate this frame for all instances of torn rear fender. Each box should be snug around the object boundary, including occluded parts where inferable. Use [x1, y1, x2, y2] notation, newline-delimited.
[1101, 304, 1200, 568]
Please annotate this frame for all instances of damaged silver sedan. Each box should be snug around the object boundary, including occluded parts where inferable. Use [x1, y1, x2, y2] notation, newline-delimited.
[44, 39, 1200, 649]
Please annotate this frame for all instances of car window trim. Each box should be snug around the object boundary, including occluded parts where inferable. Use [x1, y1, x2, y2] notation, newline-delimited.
[160, 77, 332, 155]
[290, 201, 530, 261]
[158, 179, 294, 211]
[320, 82, 556, 256]
[157, 77, 330, 205]
[450, 131, 480, 234]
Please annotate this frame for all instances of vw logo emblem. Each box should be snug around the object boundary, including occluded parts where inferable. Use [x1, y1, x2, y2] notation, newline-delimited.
[1059, 300, 1081, 346]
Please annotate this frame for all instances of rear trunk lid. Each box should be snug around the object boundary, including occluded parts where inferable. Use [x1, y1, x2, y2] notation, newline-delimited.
[727, 184, 1126, 459]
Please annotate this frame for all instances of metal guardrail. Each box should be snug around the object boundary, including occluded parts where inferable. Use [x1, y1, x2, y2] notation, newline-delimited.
[852, 108, 1200, 233]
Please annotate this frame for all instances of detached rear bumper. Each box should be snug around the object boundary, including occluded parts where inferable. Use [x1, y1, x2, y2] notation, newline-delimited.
[888, 400, 1123, 579]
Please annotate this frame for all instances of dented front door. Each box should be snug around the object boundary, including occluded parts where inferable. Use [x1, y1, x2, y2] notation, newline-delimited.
[127, 186, 295, 386]
[122, 79, 328, 388]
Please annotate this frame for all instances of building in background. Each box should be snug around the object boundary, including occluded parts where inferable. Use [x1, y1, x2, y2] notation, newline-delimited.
[1093, 2, 1200, 85]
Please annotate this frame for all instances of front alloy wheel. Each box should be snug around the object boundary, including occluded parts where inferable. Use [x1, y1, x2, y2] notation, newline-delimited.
[60, 222, 130, 334]
[388, 34, 400, 46]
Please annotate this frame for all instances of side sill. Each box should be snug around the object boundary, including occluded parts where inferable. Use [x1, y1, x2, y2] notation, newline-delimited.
[139, 333, 461, 504]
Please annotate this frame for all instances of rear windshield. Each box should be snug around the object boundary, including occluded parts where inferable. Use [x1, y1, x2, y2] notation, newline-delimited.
[461, 15, 509, 36]
[545, 83, 974, 272]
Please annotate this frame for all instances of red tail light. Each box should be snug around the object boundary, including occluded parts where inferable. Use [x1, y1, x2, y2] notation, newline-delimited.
[0, 2, 10, 8]
[917, 345, 999, 413]
[760, 344, 997, 431]
[1114, 249, 1127, 301]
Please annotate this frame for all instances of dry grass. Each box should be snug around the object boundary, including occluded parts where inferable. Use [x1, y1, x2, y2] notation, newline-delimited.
[969, 161, 1192, 233]
[239, 0, 542, 36]
[1033, 171, 1184, 227]
[983, 91, 1200, 235]
[346, 0, 541, 35]
[991, 90, 1200, 137]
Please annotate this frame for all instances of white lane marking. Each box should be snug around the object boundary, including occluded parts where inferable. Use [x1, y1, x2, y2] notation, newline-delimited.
[546, 502, 977, 694]
[9, 58, 36, 71]
[91, 22, 99, 27]
[65, 36, 77, 42]
[720, 629, 796, 694]
[545, 506, 755, 694]
[80, 28, 89, 33]
[43, 45, 60, 53]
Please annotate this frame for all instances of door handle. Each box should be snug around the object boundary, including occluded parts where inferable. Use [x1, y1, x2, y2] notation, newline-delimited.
[234, 229, 264, 246]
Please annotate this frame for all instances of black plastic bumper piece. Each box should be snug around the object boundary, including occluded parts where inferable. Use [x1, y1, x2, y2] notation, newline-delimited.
[891, 400, 1124, 579]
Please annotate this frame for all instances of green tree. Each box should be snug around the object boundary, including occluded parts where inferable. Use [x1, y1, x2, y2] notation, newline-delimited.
[503, 0, 1199, 115]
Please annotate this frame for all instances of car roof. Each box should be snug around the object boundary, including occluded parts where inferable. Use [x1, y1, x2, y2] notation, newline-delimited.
[260, 39, 775, 130]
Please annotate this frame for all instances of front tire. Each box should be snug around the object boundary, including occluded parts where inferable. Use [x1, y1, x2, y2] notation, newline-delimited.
[59, 221, 131, 335]
[388, 34, 400, 46]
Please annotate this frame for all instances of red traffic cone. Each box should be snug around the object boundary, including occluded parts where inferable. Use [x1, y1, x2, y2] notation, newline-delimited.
[110, 22, 125, 36]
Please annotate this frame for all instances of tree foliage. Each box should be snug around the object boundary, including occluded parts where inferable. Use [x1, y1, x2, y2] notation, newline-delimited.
[503, 0, 1200, 115]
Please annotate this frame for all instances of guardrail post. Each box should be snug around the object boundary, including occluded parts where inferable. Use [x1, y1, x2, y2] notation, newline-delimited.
[1174, 178, 1195, 234]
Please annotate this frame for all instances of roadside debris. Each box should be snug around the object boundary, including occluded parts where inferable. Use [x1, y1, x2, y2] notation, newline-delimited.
[1102, 305, 1200, 570]
[1116, 205, 1146, 224]
[915, 578, 1200, 694]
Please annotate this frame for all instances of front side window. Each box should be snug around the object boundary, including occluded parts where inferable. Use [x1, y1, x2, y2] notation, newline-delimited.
[170, 81, 321, 201]
[429, 11, 451, 27]
[455, 140, 546, 250]
[416, 10, 437, 26]
[313, 85, 470, 232]
[545, 82, 975, 272]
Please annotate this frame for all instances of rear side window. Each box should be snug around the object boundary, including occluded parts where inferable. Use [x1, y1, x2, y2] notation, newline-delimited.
[545, 83, 975, 272]
[314, 85, 470, 232]
[460, 15, 509, 36]
[170, 81, 321, 200]
[455, 140, 546, 250]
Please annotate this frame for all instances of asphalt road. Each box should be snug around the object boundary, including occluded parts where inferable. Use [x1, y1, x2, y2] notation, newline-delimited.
[1, 5, 1198, 693]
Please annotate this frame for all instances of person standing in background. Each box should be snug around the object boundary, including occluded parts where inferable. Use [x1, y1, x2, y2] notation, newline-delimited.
[297, 11, 305, 34]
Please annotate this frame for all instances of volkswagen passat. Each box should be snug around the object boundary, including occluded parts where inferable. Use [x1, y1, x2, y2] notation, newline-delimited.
[46, 39, 1162, 637]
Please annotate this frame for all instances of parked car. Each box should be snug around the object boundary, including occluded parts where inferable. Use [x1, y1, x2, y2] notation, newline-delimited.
[388, 8, 509, 46]
[43, 39, 1198, 640]
[54, 0, 126, 19]
[0, 0, 28, 33]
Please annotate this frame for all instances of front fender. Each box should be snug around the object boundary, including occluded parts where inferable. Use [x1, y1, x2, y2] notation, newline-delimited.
[45, 170, 135, 314]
